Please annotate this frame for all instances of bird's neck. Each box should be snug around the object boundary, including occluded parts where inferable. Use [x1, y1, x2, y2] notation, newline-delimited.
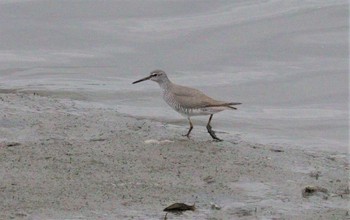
[158, 78, 172, 91]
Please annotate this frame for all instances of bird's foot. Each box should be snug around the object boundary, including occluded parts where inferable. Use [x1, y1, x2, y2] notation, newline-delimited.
[182, 126, 193, 139]
[207, 125, 223, 142]
[182, 133, 191, 139]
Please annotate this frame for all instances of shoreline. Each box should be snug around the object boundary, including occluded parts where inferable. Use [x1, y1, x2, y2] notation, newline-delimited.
[0, 92, 349, 219]
[1, 87, 346, 154]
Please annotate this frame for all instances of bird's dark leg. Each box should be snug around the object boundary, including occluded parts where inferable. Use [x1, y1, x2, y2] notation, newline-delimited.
[183, 117, 193, 138]
[206, 114, 222, 141]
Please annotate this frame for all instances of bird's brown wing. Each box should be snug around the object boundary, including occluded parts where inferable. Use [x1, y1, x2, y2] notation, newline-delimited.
[170, 84, 226, 109]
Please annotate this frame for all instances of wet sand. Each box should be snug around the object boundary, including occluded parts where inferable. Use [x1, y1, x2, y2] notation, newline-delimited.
[0, 92, 348, 220]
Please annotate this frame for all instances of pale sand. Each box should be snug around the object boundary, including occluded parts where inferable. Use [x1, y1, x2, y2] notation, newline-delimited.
[0, 92, 348, 220]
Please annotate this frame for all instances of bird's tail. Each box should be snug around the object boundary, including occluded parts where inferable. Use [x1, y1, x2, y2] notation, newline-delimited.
[205, 102, 242, 110]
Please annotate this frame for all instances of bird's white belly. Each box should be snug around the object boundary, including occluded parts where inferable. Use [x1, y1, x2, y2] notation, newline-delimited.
[163, 96, 221, 116]
[176, 107, 212, 117]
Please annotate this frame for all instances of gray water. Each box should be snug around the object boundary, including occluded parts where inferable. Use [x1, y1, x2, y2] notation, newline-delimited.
[0, 0, 348, 152]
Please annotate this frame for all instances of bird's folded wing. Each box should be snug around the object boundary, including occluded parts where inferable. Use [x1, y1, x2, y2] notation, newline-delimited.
[171, 84, 224, 109]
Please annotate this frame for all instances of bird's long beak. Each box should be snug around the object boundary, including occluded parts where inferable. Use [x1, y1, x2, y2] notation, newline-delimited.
[132, 75, 152, 84]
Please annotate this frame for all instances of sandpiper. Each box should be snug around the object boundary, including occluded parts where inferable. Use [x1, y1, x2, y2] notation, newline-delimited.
[132, 70, 241, 141]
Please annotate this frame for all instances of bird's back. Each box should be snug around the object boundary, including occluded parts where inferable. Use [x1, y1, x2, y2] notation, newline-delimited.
[163, 82, 228, 110]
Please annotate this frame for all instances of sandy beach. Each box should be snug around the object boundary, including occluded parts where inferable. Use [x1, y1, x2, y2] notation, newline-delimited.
[0, 91, 348, 219]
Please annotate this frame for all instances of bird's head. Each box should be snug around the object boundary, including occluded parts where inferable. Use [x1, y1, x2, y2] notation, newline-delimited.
[132, 70, 168, 84]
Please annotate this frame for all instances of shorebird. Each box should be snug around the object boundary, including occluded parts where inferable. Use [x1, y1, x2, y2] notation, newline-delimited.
[132, 70, 241, 141]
